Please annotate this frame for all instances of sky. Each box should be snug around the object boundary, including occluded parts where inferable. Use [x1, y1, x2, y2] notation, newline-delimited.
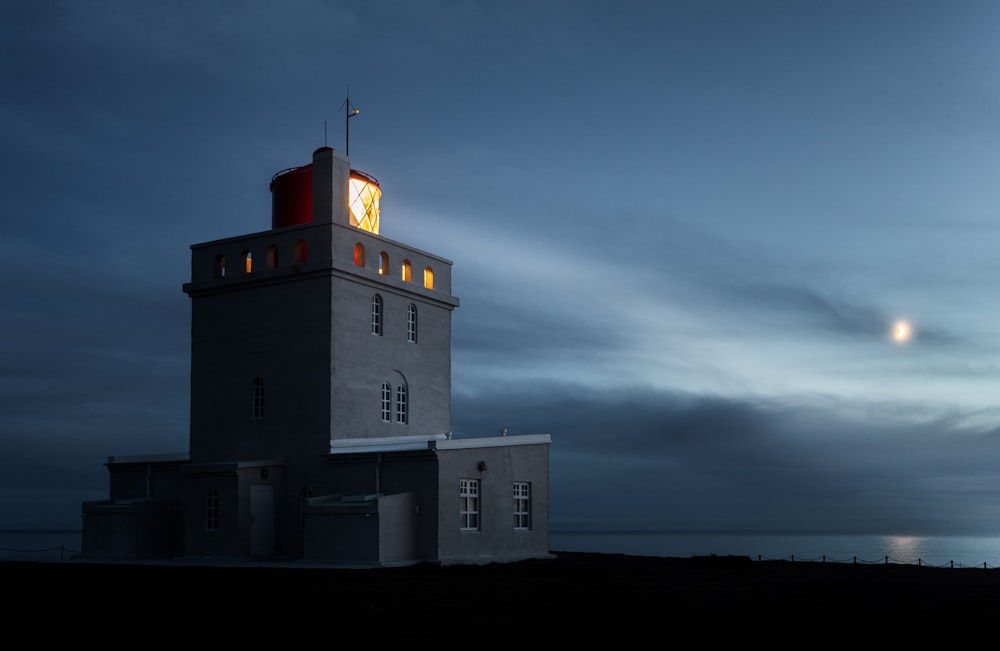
[4, 0, 1000, 535]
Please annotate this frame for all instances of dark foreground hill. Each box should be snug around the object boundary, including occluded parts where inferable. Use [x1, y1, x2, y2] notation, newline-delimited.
[5, 551, 1000, 644]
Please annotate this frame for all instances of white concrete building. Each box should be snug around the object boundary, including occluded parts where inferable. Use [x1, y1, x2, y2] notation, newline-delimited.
[81, 146, 551, 565]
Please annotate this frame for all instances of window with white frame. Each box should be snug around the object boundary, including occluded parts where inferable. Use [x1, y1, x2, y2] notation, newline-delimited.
[395, 384, 408, 424]
[206, 488, 219, 531]
[460, 479, 479, 530]
[371, 294, 383, 335]
[381, 382, 392, 422]
[513, 481, 531, 530]
[407, 303, 417, 343]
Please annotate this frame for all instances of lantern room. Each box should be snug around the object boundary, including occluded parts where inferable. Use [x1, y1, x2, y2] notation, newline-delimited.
[270, 157, 381, 233]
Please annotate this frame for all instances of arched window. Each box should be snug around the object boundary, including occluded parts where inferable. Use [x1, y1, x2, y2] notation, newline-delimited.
[381, 382, 392, 422]
[206, 488, 219, 531]
[267, 244, 279, 268]
[395, 384, 408, 424]
[423, 266, 434, 290]
[214, 254, 226, 278]
[294, 239, 307, 264]
[371, 294, 383, 335]
[379, 251, 390, 275]
[402, 260, 412, 283]
[354, 242, 365, 267]
[407, 304, 417, 343]
[252, 377, 265, 419]
[243, 250, 253, 274]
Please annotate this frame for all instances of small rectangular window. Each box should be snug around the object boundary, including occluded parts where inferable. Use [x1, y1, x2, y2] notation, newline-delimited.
[407, 304, 418, 343]
[513, 481, 530, 530]
[381, 383, 392, 422]
[395, 385, 408, 424]
[371, 294, 382, 335]
[460, 479, 479, 531]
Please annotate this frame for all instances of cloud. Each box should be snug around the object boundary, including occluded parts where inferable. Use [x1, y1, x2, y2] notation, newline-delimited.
[453, 382, 1000, 534]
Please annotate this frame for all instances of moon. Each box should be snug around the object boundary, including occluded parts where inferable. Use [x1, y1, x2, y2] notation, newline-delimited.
[893, 320, 911, 343]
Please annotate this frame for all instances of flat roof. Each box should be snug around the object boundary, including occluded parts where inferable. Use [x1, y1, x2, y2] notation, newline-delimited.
[328, 433, 550, 455]
[107, 452, 189, 465]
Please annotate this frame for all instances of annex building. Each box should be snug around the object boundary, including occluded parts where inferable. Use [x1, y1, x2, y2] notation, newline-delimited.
[80, 144, 551, 565]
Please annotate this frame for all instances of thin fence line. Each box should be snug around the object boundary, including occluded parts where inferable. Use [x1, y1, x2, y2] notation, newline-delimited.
[1, 543, 996, 569]
[0, 545, 80, 561]
[752, 553, 996, 569]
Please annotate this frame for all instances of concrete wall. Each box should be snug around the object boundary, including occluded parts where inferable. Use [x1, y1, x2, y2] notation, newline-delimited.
[314, 452, 440, 561]
[106, 457, 188, 501]
[184, 221, 458, 460]
[303, 495, 381, 562]
[302, 491, 418, 564]
[435, 437, 551, 564]
[178, 462, 285, 559]
[80, 498, 183, 558]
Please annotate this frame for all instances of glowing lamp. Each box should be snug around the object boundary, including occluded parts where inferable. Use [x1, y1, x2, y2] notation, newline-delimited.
[350, 170, 381, 234]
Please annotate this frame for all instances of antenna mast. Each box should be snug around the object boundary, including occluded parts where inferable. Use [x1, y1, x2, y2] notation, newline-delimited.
[339, 88, 360, 157]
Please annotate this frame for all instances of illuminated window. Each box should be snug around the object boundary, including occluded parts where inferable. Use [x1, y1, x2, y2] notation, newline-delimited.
[371, 294, 383, 335]
[294, 239, 307, 264]
[349, 172, 381, 234]
[402, 260, 412, 283]
[267, 245, 278, 268]
[407, 304, 417, 343]
[460, 479, 479, 531]
[243, 250, 253, 274]
[206, 488, 219, 531]
[381, 382, 392, 422]
[379, 251, 389, 275]
[395, 384, 407, 424]
[214, 254, 226, 278]
[354, 242, 365, 267]
[423, 266, 434, 290]
[252, 377, 264, 419]
[513, 482, 531, 531]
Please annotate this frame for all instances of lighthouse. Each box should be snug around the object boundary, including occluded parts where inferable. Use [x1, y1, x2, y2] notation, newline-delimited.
[81, 137, 550, 565]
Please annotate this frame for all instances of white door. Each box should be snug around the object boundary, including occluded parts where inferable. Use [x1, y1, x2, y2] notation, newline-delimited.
[250, 483, 274, 557]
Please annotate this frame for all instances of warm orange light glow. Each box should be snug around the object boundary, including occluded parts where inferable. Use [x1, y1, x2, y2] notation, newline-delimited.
[244, 251, 252, 274]
[350, 173, 380, 234]
[892, 320, 912, 343]
[423, 266, 434, 289]
[402, 260, 412, 282]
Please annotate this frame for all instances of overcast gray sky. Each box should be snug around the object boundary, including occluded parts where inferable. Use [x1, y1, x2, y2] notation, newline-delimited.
[4, 0, 1000, 534]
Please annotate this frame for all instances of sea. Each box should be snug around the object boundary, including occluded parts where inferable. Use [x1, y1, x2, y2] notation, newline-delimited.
[549, 529, 1000, 568]
[4, 529, 1000, 568]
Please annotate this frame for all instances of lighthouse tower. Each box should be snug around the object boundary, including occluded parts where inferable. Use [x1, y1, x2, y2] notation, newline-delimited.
[81, 141, 550, 565]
